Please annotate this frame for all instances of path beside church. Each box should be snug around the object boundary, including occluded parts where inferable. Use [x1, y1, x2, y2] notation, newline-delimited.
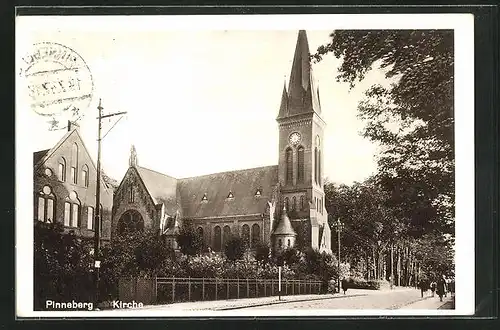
[133, 287, 452, 311]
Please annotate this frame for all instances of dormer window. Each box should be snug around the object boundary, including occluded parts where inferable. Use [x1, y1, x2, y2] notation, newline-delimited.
[255, 189, 262, 197]
[227, 191, 234, 199]
[201, 193, 208, 202]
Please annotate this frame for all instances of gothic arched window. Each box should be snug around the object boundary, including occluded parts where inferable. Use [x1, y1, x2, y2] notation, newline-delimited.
[37, 185, 55, 223]
[318, 150, 322, 186]
[297, 146, 304, 183]
[223, 225, 231, 247]
[284, 197, 289, 211]
[300, 195, 305, 210]
[241, 224, 250, 247]
[292, 196, 296, 211]
[251, 223, 261, 246]
[314, 147, 318, 184]
[81, 165, 89, 188]
[71, 143, 78, 184]
[213, 226, 222, 252]
[58, 158, 66, 182]
[285, 148, 293, 185]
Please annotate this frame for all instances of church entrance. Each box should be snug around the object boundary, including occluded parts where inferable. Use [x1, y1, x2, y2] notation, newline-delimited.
[118, 209, 144, 235]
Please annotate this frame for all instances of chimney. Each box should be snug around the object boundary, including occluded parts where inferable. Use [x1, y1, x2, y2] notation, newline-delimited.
[67, 120, 80, 132]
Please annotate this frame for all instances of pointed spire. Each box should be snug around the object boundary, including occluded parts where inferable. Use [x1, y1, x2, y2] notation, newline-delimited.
[286, 30, 321, 117]
[129, 145, 138, 167]
[277, 81, 288, 119]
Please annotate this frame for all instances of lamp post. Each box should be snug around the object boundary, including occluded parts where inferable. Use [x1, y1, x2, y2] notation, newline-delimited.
[332, 218, 344, 294]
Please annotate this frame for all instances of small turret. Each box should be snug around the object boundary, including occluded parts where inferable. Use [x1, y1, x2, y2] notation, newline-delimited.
[272, 205, 297, 251]
[129, 145, 138, 168]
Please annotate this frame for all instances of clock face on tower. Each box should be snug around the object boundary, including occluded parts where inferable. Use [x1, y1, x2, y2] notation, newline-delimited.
[289, 132, 301, 146]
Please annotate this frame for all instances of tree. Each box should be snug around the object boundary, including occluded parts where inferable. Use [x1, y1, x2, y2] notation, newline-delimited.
[176, 227, 204, 256]
[34, 221, 94, 309]
[224, 235, 246, 261]
[254, 242, 271, 264]
[101, 170, 120, 192]
[314, 30, 454, 237]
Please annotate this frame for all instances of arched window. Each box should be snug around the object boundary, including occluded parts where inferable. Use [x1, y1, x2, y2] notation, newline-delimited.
[71, 143, 78, 184]
[278, 239, 282, 248]
[318, 150, 322, 186]
[284, 197, 289, 211]
[197, 226, 204, 239]
[87, 206, 94, 230]
[314, 148, 318, 184]
[285, 148, 293, 185]
[223, 225, 231, 247]
[213, 226, 222, 252]
[117, 209, 144, 235]
[287, 239, 291, 247]
[300, 195, 305, 211]
[251, 223, 261, 246]
[58, 158, 66, 182]
[63, 200, 80, 228]
[72, 143, 78, 166]
[241, 224, 250, 247]
[81, 165, 89, 188]
[297, 146, 304, 183]
[129, 184, 134, 203]
[37, 186, 55, 223]
[292, 196, 296, 211]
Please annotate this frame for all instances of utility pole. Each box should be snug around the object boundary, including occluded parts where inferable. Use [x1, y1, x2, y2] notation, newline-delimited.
[93, 99, 127, 308]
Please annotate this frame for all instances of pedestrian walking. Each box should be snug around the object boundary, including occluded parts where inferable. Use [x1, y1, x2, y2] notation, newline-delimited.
[341, 277, 349, 295]
[418, 279, 428, 298]
[430, 281, 437, 297]
[436, 275, 447, 302]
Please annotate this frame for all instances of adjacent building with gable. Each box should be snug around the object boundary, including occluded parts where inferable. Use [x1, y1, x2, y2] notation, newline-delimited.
[112, 30, 332, 254]
[33, 121, 114, 243]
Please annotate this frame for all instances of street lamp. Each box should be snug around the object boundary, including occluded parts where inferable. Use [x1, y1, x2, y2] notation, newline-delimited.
[332, 218, 344, 294]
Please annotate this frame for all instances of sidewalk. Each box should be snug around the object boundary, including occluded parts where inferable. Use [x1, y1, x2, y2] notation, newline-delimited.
[141, 290, 374, 311]
[402, 294, 455, 309]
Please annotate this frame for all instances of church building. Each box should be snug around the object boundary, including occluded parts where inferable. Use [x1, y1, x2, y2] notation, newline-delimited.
[112, 30, 332, 254]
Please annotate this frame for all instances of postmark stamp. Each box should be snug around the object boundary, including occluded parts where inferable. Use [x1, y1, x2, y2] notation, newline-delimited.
[19, 42, 93, 125]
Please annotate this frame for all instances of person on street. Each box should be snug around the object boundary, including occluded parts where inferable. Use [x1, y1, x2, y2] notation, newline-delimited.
[436, 275, 447, 302]
[430, 280, 437, 297]
[418, 279, 428, 298]
[341, 277, 349, 295]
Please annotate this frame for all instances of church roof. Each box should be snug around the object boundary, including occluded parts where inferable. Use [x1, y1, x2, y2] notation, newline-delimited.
[177, 165, 278, 219]
[273, 206, 297, 236]
[135, 166, 179, 214]
[280, 30, 322, 119]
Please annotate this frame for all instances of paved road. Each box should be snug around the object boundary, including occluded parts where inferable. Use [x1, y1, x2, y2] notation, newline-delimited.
[133, 287, 451, 312]
[236, 288, 428, 310]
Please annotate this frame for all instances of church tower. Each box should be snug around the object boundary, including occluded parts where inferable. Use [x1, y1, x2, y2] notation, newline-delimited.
[276, 30, 329, 251]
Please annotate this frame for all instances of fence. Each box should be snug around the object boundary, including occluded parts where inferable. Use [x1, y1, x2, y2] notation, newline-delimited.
[154, 277, 323, 304]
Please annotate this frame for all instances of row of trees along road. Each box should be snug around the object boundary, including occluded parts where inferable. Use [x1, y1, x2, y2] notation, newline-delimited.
[314, 30, 455, 284]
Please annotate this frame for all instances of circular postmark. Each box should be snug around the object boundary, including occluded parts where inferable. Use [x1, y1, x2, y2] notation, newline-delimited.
[19, 42, 93, 127]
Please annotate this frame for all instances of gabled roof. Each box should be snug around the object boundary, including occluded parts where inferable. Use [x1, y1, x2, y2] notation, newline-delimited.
[33, 127, 112, 195]
[177, 165, 278, 219]
[273, 206, 297, 236]
[135, 166, 179, 214]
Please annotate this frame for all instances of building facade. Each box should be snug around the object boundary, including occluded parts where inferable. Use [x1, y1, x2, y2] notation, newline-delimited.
[112, 30, 332, 253]
[33, 121, 114, 242]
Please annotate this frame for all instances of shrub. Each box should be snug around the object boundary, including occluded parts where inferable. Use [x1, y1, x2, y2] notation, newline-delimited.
[346, 277, 389, 290]
[254, 242, 271, 263]
[224, 235, 246, 261]
[176, 227, 204, 256]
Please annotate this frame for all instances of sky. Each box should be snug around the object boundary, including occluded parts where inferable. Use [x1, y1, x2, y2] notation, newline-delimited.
[16, 16, 390, 185]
